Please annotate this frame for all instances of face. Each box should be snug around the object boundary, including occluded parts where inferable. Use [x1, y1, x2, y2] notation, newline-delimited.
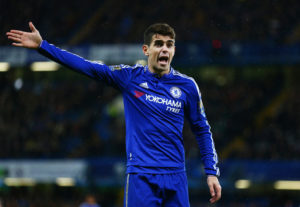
[143, 34, 175, 75]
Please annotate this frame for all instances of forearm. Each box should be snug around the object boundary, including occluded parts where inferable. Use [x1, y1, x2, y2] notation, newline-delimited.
[198, 139, 219, 176]
[38, 40, 100, 79]
[193, 122, 220, 176]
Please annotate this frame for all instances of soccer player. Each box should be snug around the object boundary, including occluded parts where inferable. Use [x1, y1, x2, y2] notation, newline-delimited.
[7, 22, 221, 206]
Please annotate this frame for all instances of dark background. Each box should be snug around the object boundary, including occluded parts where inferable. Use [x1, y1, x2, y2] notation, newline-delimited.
[0, 0, 300, 206]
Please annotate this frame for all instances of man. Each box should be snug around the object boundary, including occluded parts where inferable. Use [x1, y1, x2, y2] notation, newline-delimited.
[7, 22, 221, 206]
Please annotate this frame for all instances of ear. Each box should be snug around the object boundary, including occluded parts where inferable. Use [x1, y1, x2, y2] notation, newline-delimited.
[142, 45, 149, 56]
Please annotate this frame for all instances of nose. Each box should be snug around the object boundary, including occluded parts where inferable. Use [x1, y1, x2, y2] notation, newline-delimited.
[161, 44, 169, 53]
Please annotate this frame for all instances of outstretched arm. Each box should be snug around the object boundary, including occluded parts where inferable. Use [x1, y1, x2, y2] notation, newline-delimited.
[6, 22, 99, 79]
[6, 22, 42, 49]
[6, 22, 132, 90]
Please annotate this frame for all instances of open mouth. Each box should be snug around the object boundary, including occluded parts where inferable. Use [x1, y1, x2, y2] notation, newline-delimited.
[158, 56, 169, 65]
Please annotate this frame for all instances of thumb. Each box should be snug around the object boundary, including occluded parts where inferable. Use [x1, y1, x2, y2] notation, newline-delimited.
[29, 22, 37, 32]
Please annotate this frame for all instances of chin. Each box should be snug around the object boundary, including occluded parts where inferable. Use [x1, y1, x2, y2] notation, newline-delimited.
[159, 64, 169, 70]
[158, 67, 168, 73]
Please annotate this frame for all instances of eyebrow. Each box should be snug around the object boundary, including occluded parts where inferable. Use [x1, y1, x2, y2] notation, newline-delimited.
[153, 40, 175, 44]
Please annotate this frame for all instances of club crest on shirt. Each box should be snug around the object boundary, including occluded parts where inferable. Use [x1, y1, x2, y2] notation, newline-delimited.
[170, 86, 182, 98]
[109, 65, 122, 71]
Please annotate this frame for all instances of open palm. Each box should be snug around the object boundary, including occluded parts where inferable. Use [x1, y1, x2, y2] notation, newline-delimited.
[6, 22, 42, 49]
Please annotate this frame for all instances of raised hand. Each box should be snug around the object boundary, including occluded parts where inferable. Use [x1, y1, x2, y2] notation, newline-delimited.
[6, 22, 42, 49]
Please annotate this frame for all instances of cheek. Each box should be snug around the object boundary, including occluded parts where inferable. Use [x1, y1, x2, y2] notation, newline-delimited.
[169, 53, 175, 61]
[150, 53, 158, 61]
[148, 55, 156, 63]
[171, 49, 175, 56]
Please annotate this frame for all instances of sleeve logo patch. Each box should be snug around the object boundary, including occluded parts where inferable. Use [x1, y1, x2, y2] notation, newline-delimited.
[198, 100, 206, 117]
[170, 86, 182, 98]
[109, 65, 122, 71]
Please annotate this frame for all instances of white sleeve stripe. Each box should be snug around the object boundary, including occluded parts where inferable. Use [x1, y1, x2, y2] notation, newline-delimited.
[190, 77, 219, 172]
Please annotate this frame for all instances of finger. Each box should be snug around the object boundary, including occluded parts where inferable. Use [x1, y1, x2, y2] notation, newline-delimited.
[210, 197, 216, 203]
[216, 184, 222, 199]
[6, 32, 21, 39]
[12, 42, 23, 47]
[214, 186, 221, 202]
[210, 184, 221, 203]
[210, 196, 219, 204]
[29, 22, 36, 32]
[9, 30, 24, 35]
[208, 184, 215, 197]
[7, 36, 21, 42]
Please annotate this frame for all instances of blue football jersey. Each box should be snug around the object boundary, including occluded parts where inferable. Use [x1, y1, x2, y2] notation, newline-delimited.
[38, 40, 220, 176]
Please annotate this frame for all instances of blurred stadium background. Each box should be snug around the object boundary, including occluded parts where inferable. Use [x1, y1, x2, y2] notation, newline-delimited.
[1, 0, 300, 206]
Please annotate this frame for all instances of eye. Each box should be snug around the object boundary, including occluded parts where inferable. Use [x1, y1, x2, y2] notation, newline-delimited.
[167, 42, 174, 48]
[154, 41, 163, 47]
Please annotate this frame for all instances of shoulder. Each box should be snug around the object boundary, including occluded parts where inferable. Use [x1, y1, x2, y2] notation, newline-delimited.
[172, 69, 200, 93]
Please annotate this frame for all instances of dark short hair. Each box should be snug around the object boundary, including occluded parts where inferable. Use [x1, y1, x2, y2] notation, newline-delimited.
[144, 23, 175, 45]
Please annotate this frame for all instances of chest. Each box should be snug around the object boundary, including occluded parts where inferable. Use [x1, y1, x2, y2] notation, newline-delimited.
[126, 77, 187, 116]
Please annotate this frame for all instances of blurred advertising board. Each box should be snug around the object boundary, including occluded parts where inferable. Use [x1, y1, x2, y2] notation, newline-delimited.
[0, 160, 87, 186]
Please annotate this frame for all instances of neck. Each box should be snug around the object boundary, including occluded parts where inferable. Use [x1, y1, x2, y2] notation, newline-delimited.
[148, 65, 170, 77]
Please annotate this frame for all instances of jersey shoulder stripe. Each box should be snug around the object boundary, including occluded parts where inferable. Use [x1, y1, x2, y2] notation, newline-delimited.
[120, 63, 144, 69]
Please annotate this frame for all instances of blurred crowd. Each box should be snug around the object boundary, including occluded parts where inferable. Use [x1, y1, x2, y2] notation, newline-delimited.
[184, 66, 300, 161]
[0, 72, 124, 158]
[0, 66, 299, 161]
[1, 1, 300, 207]
[1, 0, 300, 45]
